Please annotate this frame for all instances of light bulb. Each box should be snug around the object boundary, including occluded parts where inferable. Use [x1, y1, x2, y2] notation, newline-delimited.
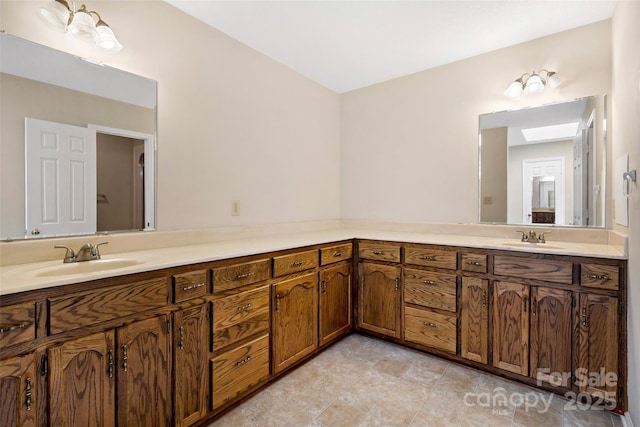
[68, 7, 98, 42]
[96, 24, 123, 53]
[37, 0, 71, 32]
[504, 80, 523, 98]
[547, 72, 560, 89]
[524, 74, 545, 94]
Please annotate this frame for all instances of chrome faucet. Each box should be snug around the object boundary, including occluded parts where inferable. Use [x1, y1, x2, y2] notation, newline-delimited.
[54, 242, 108, 263]
[516, 230, 549, 244]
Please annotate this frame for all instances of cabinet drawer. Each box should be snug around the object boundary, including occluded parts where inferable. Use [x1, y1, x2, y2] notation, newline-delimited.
[405, 247, 457, 270]
[581, 263, 619, 290]
[273, 250, 319, 278]
[49, 278, 168, 334]
[494, 255, 573, 284]
[320, 243, 353, 266]
[404, 306, 457, 354]
[213, 259, 271, 292]
[358, 243, 401, 263]
[211, 334, 270, 409]
[0, 301, 36, 349]
[404, 269, 457, 312]
[212, 286, 270, 350]
[173, 269, 208, 303]
[461, 253, 488, 273]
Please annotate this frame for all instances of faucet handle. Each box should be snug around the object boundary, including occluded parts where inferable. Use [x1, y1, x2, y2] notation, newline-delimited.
[91, 241, 109, 258]
[516, 230, 528, 242]
[538, 232, 550, 243]
[54, 245, 76, 262]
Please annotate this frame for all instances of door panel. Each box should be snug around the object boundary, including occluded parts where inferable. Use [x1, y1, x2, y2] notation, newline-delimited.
[461, 277, 488, 364]
[319, 263, 352, 347]
[358, 263, 401, 338]
[25, 118, 96, 237]
[492, 281, 529, 375]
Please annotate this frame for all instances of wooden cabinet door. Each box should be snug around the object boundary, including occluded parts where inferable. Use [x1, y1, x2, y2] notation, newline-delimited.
[576, 293, 619, 404]
[116, 315, 171, 427]
[273, 273, 318, 374]
[492, 281, 529, 375]
[0, 352, 37, 427]
[530, 287, 572, 387]
[174, 305, 208, 427]
[358, 263, 401, 338]
[319, 263, 352, 347]
[48, 331, 115, 427]
[460, 277, 488, 364]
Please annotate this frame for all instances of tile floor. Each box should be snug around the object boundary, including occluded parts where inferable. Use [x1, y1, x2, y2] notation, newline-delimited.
[209, 334, 625, 427]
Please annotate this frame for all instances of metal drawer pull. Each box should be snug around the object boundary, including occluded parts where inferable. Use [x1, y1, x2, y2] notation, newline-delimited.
[373, 251, 384, 255]
[0, 323, 28, 334]
[183, 282, 205, 291]
[235, 355, 253, 367]
[467, 261, 482, 266]
[333, 252, 343, 257]
[292, 261, 305, 267]
[423, 322, 437, 327]
[422, 280, 437, 285]
[25, 377, 32, 411]
[122, 345, 128, 372]
[236, 271, 255, 280]
[420, 255, 436, 261]
[236, 303, 253, 312]
[587, 274, 611, 281]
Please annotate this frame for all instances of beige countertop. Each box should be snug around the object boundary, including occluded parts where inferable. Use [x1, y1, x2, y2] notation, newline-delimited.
[0, 228, 627, 296]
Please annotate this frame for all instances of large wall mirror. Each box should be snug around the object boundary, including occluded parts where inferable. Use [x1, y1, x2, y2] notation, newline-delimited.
[479, 95, 606, 228]
[0, 33, 157, 240]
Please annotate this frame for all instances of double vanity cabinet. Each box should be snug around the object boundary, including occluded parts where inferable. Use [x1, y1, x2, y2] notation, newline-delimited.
[356, 240, 627, 412]
[0, 237, 627, 426]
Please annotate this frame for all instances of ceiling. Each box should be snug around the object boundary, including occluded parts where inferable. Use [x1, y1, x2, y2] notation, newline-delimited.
[166, 1, 616, 93]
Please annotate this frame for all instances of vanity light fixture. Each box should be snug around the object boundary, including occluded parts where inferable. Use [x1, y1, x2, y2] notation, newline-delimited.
[504, 69, 560, 98]
[37, 0, 122, 53]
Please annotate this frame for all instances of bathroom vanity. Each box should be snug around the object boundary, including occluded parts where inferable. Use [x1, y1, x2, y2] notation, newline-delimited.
[0, 230, 627, 426]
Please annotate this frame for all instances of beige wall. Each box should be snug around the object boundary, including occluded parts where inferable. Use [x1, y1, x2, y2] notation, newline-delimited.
[0, 0, 341, 232]
[508, 140, 574, 225]
[0, 73, 155, 238]
[480, 127, 507, 223]
[341, 20, 611, 224]
[612, 2, 640, 425]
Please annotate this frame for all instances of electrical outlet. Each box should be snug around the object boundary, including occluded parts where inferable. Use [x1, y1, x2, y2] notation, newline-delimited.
[231, 200, 240, 216]
[483, 196, 493, 205]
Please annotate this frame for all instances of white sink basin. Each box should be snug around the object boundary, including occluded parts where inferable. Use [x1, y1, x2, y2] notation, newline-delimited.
[35, 258, 142, 277]
[497, 241, 565, 250]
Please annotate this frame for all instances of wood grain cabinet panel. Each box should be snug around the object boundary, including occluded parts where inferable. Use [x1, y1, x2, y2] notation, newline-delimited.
[358, 243, 401, 263]
[213, 259, 271, 293]
[530, 287, 572, 387]
[320, 243, 353, 266]
[319, 263, 352, 347]
[404, 269, 456, 312]
[211, 334, 269, 410]
[273, 250, 319, 278]
[48, 278, 168, 334]
[272, 273, 318, 374]
[48, 331, 116, 427]
[404, 247, 457, 270]
[212, 285, 270, 351]
[0, 352, 37, 427]
[174, 305, 208, 427]
[492, 281, 529, 376]
[358, 263, 402, 338]
[581, 263, 620, 290]
[576, 293, 619, 405]
[116, 315, 171, 427]
[173, 270, 209, 303]
[494, 255, 573, 284]
[460, 277, 489, 364]
[0, 302, 36, 350]
[404, 307, 456, 354]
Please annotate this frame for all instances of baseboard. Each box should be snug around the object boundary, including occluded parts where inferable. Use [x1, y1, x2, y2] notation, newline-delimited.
[621, 412, 635, 427]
